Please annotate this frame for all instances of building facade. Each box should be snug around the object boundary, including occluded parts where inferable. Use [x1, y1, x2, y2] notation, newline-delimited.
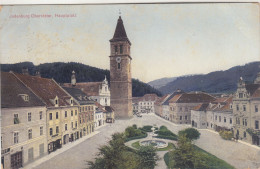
[1, 72, 47, 169]
[13, 72, 80, 154]
[233, 76, 260, 146]
[169, 92, 215, 124]
[109, 16, 133, 118]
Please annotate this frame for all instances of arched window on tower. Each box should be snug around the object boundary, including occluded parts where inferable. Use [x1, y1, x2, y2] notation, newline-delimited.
[115, 46, 118, 54]
[120, 45, 123, 54]
[117, 63, 121, 69]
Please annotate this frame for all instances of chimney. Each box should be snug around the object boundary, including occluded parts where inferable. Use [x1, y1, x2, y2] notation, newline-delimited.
[22, 68, 29, 75]
[71, 70, 76, 86]
[36, 71, 41, 77]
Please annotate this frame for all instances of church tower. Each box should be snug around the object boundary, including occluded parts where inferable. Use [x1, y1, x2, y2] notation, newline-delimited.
[109, 16, 133, 118]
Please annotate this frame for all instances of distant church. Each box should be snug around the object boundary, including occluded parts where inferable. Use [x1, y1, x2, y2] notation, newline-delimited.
[109, 15, 133, 118]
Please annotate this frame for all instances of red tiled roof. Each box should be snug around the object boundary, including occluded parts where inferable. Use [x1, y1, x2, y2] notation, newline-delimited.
[168, 94, 182, 103]
[155, 94, 170, 105]
[63, 82, 102, 96]
[169, 92, 215, 103]
[13, 72, 75, 107]
[193, 103, 209, 111]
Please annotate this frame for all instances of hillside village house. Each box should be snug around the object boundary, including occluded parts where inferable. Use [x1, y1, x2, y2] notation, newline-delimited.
[169, 92, 215, 124]
[63, 72, 110, 106]
[62, 87, 95, 137]
[191, 96, 233, 130]
[132, 94, 159, 114]
[1, 72, 47, 169]
[233, 74, 260, 146]
[13, 72, 80, 154]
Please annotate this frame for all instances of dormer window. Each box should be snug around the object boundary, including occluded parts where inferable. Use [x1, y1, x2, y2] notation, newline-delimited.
[230, 104, 233, 109]
[54, 96, 59, 107]
[19, 94, 29, 101]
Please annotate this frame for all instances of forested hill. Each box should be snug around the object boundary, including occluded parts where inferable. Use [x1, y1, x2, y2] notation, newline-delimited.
[1, 62, 162, 97]
[158, 62, 260, 95]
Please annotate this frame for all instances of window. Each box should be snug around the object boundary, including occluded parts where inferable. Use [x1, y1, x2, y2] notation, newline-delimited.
[65, 124, 67, 131]
[185, 116, 187, 120]
[14, 132, 19, 144]
[28, 112, 31, 122]
[215, 115, 217, 121]
[236, 117, 240, 125]
[114, 45, 118, 53]
[75, 110, 77, 116]
[39, 111, 42, 120]
[117, 63, 121, 69]
[243, 105, 246, 111]
[80, 117, 82, 124]
[55, 99, 58, 105]
[71, 122, 73, 129]
[49, 113, 52, 120]
[50, 128, 53, 136]
[244, 131, 246, 138]
[236, 105, 239, 111]
[219, 116, 221, 122]
[71, 110, 73, 116]
[28, 129, 32, 139]
[75, 121, 77, 128]
[239, 93, 243, 98]
[180, 116, 182, 120]
[56, 126, 59, 134]
[245, 119, 247, 126]
[40, 126, 43, 136]
[14, 114, 19, 124]
[230, 118, 232, 124]
[56, 112, 59, 119]
[255, 105, 258, 112]
[255, 120, 259, 129]
[65, 111, 67, 117]
[120, 45, 123, 54]
[224, 117, 226, 123]
[70, 99, 73, 104]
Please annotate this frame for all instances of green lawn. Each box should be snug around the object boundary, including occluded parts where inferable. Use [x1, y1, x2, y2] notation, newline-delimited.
[131, 141, 175, 151]
[164, 145, 235, 169]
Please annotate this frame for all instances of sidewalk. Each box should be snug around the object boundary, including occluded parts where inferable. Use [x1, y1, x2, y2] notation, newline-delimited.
[24, 131, 100, 169]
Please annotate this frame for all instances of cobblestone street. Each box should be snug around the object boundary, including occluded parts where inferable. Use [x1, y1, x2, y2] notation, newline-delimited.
[32, 114, 260, 169]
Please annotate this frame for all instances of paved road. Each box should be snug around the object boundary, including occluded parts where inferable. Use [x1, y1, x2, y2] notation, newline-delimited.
[33, 114, 260, 169]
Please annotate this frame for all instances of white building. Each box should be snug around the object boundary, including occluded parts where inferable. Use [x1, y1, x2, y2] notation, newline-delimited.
[132, 94, 159, 114]
[191, 96, 233, 131]
[64, 72, 110, 106]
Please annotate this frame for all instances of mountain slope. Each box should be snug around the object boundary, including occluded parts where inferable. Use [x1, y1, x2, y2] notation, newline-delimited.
[158, 62, 260, 94]
[1, 62, 162, 97]
[148, 77, 177, 89]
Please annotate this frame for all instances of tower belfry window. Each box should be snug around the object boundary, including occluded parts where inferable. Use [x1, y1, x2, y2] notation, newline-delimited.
[117, 63, 121, 69]
[120, 45, 123, 54]
[115, 46, 118, 54]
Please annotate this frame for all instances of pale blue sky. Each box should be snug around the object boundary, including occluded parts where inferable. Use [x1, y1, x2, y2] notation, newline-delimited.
[0, 3, 259, 82]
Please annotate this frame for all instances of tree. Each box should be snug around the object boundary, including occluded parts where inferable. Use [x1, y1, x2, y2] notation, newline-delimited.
[168, 134, 208, 169]
[137, 146, 159, 169]
[178, 128, 200, 141]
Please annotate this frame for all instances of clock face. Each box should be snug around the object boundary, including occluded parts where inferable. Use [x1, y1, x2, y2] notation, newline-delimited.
[116, 57, 121, 63]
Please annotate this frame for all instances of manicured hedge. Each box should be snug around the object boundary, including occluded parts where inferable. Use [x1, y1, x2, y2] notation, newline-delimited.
[140, 125, 153, 132]
[125, 132, 148, 142]
[155, 135, 178, 141]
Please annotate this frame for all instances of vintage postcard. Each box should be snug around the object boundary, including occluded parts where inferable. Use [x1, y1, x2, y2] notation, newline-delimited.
[0, 2, 260, 169]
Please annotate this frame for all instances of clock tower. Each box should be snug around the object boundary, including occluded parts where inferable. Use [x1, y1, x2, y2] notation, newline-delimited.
[109, 16, 133, 118]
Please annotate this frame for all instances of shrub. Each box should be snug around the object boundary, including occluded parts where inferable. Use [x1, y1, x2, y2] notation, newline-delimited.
[160, 125, 168, 131]
[219, 130, 233, 140]
[178, 128, 200, 141]
[141, 125, 153, 132]
[125, 132, 148, 142]
[132, 124, 137, 129]
[157, 130, 176, 137]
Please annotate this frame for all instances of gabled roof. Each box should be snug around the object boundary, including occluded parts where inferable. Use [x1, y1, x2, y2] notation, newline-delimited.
[95, 102, 106, 113]
[155, 94, 170, 105]
[13, 72, 76, 107]
[138, 94, 159, 102]
[62, 87, 94, 105]
[246, 84, 260, 98]
[193, 103, 209, 111]
[162, 89, 185, 105]
[110, 16, 131, 44]
[1, 72, 45, 108]
[169, 92, 215, 103]
[63, 82, 102, 96]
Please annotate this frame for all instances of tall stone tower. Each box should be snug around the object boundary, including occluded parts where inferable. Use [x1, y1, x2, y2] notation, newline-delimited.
[109, 16, 133, 119]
